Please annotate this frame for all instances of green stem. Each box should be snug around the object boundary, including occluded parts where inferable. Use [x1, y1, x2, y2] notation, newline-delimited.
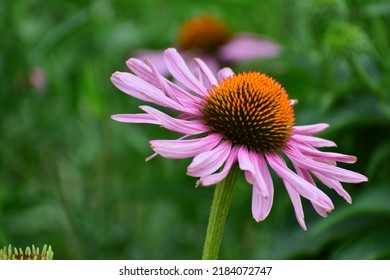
[202, 164, 240, 260]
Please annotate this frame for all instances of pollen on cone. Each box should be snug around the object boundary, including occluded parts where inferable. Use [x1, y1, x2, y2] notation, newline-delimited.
[202, 72, 295, 152]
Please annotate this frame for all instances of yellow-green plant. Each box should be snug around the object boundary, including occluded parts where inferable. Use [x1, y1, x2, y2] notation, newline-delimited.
[0, 244, 53, 260]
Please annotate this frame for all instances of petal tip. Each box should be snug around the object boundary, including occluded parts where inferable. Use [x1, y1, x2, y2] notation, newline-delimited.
[253, 216, 262, 223]
[164, 47, 178, 56]
[111, 114, 121, 121]
[299, 218, 307, 231]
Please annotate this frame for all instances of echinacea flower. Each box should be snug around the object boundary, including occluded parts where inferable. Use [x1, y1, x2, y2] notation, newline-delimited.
[135, 15, 281, 75]
[111, 48, 367, 230]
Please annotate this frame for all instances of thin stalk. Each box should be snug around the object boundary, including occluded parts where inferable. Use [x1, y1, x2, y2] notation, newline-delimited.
[202, 164, 240, 260]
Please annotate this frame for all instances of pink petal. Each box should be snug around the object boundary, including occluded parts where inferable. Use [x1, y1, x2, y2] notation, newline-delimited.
[293, 123, 329, 136]
[238, 147, 269, 198]
[187, 141, 232, 177]
[283, 181, 307, 231]
[126, 58, 152, 80]
[176, 52, 219, 81]
[144, 58, 186, 104]
[266, 153, 334, 211]
[140, 105, 208, 135]
[291, 134, 337, 148]
[250, 152, 274, 222]
[164, 48, 208, 96]
[293, 140, 357, 164]
[200, 56, 219, 76]
[218, 32, 281, 63]
[198, 145, 240, 186]
[111, 72, 184, 111]
[249, 151, 272, 198]
[237, 147, 255, 183]
[194, 58, 218, 87]
[251, 193, 273, 223]
[127, 58, 202, 114]
[133, 49, 170, 77]
[312, 171, 352, 204]
[217, 67, 235, 82]
[294, 165, 329, 218]
[150, 133, 222, 159]
[285, 148, 368, 183]
[111, 113, 160, 124]
[311, 202, 330, 218]
[111, 72, 154, 103]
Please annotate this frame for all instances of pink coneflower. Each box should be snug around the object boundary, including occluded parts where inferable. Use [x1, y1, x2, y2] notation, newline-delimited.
[135, 15, 281, 75]
[111, 48, 367, 230]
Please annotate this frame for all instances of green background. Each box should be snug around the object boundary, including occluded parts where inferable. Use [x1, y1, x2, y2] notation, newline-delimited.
[1, 0, 389, 259]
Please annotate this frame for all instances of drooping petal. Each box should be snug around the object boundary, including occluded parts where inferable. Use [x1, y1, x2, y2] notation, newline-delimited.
[187, 141, 232, 177]
[139, 106, 209, 135]
[311, 200, 330, 218]
[111, 113, 160, 124]
[238, 147, 269, 198]
[218, 32, 281, 63]
[198, 145, 240, 186]
[236, 146, 274, 222]
[164, 48, 208, 96]
[266, 153, 334, 211]
[312, 171, 352, 204]
[150, 133, 222, 159]
[283, 181, 307, 231]
[249, 150, 272, 198]
[294, 164, 329, 218]
[237, 146, 255, 183]
[285, 148, 368, 183]
[251, 192, 273, 223]
[250, 152, 274, 222]
[293, 123, 329, 136]
[251, 192, 262, 222]
[291, 134, 337, 148]
[292, 140, 357, 164]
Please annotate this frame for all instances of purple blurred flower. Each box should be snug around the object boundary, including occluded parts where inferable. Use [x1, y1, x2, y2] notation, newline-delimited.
[135, 15, 281, 75]
[111, 48, 367, 230]
[29, 67, 47, 91]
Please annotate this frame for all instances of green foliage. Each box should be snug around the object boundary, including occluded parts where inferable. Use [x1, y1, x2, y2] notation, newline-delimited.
[1, 0, 389, 259]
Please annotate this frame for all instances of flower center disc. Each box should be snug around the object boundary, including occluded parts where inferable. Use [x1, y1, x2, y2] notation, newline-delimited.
[177, 15, 230, 52]
[202, 72, 295, 152]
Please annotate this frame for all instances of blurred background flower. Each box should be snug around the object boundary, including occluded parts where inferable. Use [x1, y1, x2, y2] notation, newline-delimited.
[0, 0, 389, 259]
[134, 14, 281, 74]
